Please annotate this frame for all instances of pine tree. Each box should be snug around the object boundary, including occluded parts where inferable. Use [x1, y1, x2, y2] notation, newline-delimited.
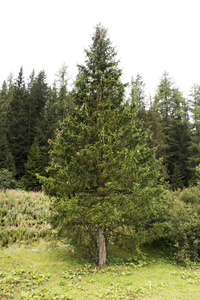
[7, 67, 28, 179]
[155, 72, 191, 189]
[26, 70, 36, 149]
[0, 124, 15, 173]
[28, 70, 51, 172]
[188, 84, 200, 185]
[129, 74, 146, 114]
[145, 98, 168, 180]
[40, 25, 164, 265]
[0, 76, 14, 131]
[28, 70, 49, 141]
[0, 81, 9, 127]
[55, 64, 72, 121]
[154, 71, 174, 127]
[0, 76, 16, 176]
[23, 137, 42, 191]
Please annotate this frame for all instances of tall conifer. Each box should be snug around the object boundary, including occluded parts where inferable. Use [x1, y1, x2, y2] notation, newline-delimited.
[7, 67, 28, 179]
[41, 25, 164, 265]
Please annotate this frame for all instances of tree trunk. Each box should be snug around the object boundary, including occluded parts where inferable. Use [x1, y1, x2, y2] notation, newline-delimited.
[98, 227, 106, 266]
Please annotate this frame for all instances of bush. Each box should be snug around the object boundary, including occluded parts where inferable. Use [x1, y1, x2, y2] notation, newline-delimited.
[157, 186, 200, 263]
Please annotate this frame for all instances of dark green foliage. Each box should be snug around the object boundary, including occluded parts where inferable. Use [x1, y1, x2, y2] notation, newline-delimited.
[0, 125, 15, 173]
[0, 78, 13, 129]
[145, 99, 168, 181]
[0, 169, 16, 189]
[188, 84, 200, 185]
[7, 67, 28, 179]
[2, 68, 62, 184]
[23, 137, 42, 191]
[0, 77, 16, 175]
[155, 72, 191, 189]
[27, 70, 51, 171]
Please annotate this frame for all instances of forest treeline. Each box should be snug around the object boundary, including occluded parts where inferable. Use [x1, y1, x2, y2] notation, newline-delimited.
[0, 66, 200, 191]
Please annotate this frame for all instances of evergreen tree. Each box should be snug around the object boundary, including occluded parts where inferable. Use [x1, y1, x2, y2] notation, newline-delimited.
[0, 76, 15, 176]
[41, 25, 164, 265]
[23, 137, 42, 191]
[28, 70, 49, 142]
[0, 75, 14, 130]
[188, 84, 200, 185]
[129, 73, 146, 115]
[26, 70, 36, 148]
[7, 67, 28, 179]
[145, 98, 168, 180]
[28, 70, 51, 172]
[155, 72, 191, 189]
[0, 124, 15, 173]
[55, 64, 72, 121]
[0, 81, 9, 127]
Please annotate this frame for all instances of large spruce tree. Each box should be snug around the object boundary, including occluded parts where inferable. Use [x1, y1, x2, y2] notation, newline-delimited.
[40, 25, 163, 265]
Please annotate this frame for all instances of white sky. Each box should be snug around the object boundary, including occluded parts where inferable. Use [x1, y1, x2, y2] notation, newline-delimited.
[1, 0, 200, 98]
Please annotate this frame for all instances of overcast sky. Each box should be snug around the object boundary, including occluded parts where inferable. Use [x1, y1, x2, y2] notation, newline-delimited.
[1, 0, 200, 98]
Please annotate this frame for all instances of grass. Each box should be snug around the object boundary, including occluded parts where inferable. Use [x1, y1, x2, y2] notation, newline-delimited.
[0, 240, 200, 299]
[1, 189, 200, 299]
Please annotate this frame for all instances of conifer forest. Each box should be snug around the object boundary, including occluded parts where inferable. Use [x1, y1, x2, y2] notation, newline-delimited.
[1, 25, 200, 265]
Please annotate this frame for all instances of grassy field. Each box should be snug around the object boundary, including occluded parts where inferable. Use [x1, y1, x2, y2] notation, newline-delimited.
[1, 189, 200, 299]
[0, 240, 200, 299]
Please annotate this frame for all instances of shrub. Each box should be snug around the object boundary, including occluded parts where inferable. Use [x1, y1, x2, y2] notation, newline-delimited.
[157, 186, 200, 262]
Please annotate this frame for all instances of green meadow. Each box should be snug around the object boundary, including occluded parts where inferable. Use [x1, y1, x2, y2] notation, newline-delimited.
[0, 189, 200, 299]
[1, 241, 200, 299]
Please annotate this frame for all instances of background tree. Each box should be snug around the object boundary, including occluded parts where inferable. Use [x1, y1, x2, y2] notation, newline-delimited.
[0, 75, 16, 187]
[23, 137, 42, 191]
[0, 79, 13, 129]
[7, 67, 28, 179]
[41, 25, 164, 265]
[0, 168, 16, 189]
[27, 70, 50, 171]
[155, 72, 191, 189]
[188, 84, 200, 185]
[0, 125, 15, 173]
[54, 64, 73, 122]
[129, 73, 146, 118]
[0, 77, 15, 173]
[145, 98, 168, 180]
